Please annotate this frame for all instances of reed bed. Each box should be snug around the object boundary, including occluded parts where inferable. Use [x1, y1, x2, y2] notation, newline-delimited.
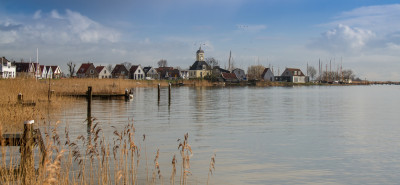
[0, 119, 216, 185]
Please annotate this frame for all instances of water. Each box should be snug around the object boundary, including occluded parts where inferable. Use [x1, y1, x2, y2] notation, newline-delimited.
[58, 85, 400, 184]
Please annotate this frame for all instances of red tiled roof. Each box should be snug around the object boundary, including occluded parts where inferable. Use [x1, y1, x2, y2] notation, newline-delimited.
[50, 66, 59, 73]
[77, 63, 93, 74]
[95, 66, 105, 73]
[222, 72, 237, 80]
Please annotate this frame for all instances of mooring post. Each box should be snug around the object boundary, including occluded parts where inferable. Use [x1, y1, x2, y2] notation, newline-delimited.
[18, 93, 23, 104]
[168, 83, 171, 104]
[125, 89, 129, 101]
[158, 84, 161, 102]
[21, 120, 34, 185]
[87, 86, 92, 126]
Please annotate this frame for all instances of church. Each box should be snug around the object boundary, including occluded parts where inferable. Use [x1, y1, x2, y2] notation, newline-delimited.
[189, 47, 211, 79]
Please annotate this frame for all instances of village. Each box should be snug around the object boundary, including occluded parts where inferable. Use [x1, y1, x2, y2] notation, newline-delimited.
[1, 47, 356, 84]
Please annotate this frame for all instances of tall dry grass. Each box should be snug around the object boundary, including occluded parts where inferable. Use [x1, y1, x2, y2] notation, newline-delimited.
[0, 119, 216, 185]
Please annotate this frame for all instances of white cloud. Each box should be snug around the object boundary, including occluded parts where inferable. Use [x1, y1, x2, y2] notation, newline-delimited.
[0, 9, 120, 45]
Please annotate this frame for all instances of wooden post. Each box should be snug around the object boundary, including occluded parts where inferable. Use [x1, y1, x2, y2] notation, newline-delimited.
[18, 93, 23, 103]
[87, 86, 92, 126]
[158, 84, 160, 102]
[21, 120, 34, 185]
[168, 83, 171, 105]
[125, 89, 129, 101]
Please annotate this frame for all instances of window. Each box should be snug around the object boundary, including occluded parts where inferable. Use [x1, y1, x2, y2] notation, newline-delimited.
[104, 70, 106, 74]
[90, 69, 94, 74]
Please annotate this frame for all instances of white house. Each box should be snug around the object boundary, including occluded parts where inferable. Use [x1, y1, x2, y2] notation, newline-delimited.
[129, 65, 145, 80]
[40, 65, 47, 79]
[50, 66, 62, 79]
[280, 68, 306, 83]
[0, 57, 16, 79]
[261, 68, 274, 81]
[143, 66, 159, 80]
[95, 66, 112, 79]
[232, 68, 246, 81]
[45, 66, 53, 79]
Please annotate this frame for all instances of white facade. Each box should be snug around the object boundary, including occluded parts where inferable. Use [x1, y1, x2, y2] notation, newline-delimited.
[45, 66, 53, 79]
[0, 61, 16, 79]
[97, 67, 112, 79]
[262, 68, 275, 81]
[233, 68, 246, 81]
[40, 66, 47, 79]
[131, 65, 145, 80]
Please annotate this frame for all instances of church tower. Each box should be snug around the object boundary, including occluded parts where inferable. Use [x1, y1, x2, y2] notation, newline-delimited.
[196, 46, 204, 62]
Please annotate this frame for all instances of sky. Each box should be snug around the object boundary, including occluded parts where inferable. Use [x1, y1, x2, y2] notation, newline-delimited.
[1, 0, 400, 81]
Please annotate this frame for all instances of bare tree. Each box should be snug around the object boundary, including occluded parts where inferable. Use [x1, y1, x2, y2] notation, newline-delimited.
[247, 65, 265, 80]
[205, 57, 219, 68]
[67, 61, 76, 77]
[342, 69, 355, 80]
[122, 62, 132, 70]
[158, 59, 168, 67]
[107, 64, 113, 72]
[307, 66, 317, 81]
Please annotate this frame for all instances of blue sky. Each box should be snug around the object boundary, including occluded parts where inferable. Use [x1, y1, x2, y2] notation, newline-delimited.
[1, 0, 400, 80]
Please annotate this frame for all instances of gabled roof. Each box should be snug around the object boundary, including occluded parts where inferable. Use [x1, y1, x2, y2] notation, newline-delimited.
[45, 66, 52, 72]
[261, 68, 273, 78]
[50, 66, 60, 73]
[222, 72, 238, 80]
[95, 66, 105, 73]
[77, 63, 94, 74]
[112, 64, 128, 74]
[143, 66, 152, 74]
[282, 68, 304, 76]
[1, 57, 10, 64]
[40, 65, 45, 72]
[189, 61, 210, 70]
[129, 65, 139, 73]
[15, 62, 35, 72]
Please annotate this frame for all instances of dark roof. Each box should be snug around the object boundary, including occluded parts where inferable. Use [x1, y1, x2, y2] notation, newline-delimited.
[1, 57, 10, 64]
[143, 67, 152, 74]
[15, 62, 34, 73]
[189, 61, 210, 70]
[112, 64, 128, 74]
[40, 65, 45, 72]
[95, 66, 105, 73]
[50, 66, 59, 73]
[129, 65, 139, 73]
[45, 66, 51, 72]
[77, 63, 94, 74]
[222, 72, 238, 80]
[261, 68, 272, 78]
[213, 66, 230, 73]
[283, 68, 304, 76]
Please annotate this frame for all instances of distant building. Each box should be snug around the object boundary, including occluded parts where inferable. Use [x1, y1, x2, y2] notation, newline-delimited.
[50, 66, 62, 79]
[143, 66, 159, 80]
[45, 66, 53, 79]
[189, 47, 211, 79]
[232, 68, 246, 81]
[129, 65, 145, 80]
[276, 68, 307, 83]
[221, 72, 239, 83]
[261, 68, 274, 81]
[39, 65, 47, 79]
[76, 63, 98, 78]
[112, 64, 129, 79]
[15, 62, 40, 78]
[0, 57, 16, 79]
[95, 66, 112, 79]
[157, 67, 174, 80]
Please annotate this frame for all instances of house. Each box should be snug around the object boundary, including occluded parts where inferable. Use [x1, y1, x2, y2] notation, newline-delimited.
[76, 63, 98, 78]
[277, 68, 307, 83]
[40, 65, 47, 79]
[95, 66, 112, 79]
[179, 69, 189, 79]
[261, 68, 274, 81]
[0, 57, 16, 79]
[169, 69, 181, 80]
[232, 68, 246, 81]
[143, 66, 159, 80]
[111, 64, 129, 79]
[221, 72, 239, 83]
[129, 65, 145, 80]
[15, 62, 40, 78]
[45, 66, 53, 79]
[156, 67, 174, 80]
[50, 66, 62, 79]
[189, 47, 211, 79]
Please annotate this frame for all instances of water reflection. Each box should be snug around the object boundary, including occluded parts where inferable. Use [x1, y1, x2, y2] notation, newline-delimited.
[55, 85, 400, 184]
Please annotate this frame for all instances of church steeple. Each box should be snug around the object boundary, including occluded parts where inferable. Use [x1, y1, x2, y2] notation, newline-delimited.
[196, 46, 204, 61]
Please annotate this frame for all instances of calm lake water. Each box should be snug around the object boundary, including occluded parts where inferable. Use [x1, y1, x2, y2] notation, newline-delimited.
[58, 85, 400, 184]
